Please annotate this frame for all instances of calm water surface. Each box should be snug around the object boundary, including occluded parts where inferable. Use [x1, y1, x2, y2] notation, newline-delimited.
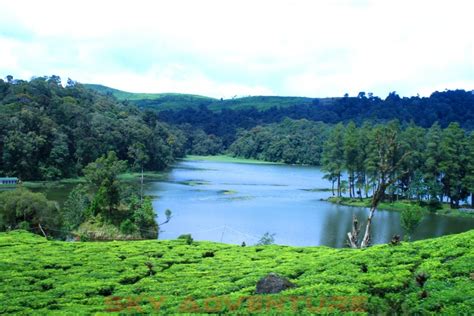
[150, 159, 474, 247]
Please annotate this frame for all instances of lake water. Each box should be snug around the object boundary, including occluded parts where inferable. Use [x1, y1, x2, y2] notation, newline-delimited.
[149, 159, 474, 247]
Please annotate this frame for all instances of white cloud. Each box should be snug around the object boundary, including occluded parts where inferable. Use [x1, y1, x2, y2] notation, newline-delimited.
[0, 0, 472, 98]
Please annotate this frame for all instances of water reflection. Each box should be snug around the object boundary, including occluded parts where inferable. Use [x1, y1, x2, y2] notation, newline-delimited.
[147, 159, 474, 247]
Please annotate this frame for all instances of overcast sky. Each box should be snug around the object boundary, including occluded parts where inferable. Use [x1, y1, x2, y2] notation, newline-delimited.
[0, 0, 473, 98]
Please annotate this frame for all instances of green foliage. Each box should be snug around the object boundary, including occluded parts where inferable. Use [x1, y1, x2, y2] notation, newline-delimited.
[0, 189, 62, 237]
[83, 152, 127, 220]
[62, 184, 90, 230]
[229, 119, 329, 165]
[120, 219, 138, 236]
[0, 77, 186, 181]
[64, 153, 161, 241]
[127, 143, 149, 172]
[130, 197, 158, 239]
[322, 123, 345, 197]
[178, 234, 194, 245]
[0, 230, 472, 314]
[256, 232, 276, 245]
[400, 207, 425, 240]
[83, 151, 127, 189]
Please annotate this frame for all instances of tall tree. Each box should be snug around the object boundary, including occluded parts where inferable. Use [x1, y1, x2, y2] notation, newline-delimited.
[464, 132, 474, 207]
[423, 122, 444, 201]
[343, 121, 359, 198]
[439, 123, 468, 208]
[83, 151, 127, 220]
[348, 122, 410, 248]
[322, 123, 345, 197]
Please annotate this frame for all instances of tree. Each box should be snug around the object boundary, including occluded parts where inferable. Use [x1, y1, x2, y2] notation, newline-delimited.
[400, 207, 424, 240]
[256, 232, 275, 245]
[343, 121, 359, 198]
[423, 122, 444, 201]
[131, 196, 159, 239]
[322, 123, 345, 197]
[62, 185, 90, 231]
[128, 143, 150, 202]
[83, 151, 127, 220]
[0, 189, 62, 237]
[348, 122, 410, 248]
[439, 123, 468, 208]
[464, 132, 474, 208]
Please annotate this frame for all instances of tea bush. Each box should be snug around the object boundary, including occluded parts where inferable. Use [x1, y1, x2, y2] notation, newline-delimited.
[0, 230, 472, 314]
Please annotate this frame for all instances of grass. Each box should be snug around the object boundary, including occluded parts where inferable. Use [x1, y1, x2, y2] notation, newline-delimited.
[85, 83, 339, 112]
[84, 84, 213, 102]
[184, 155, 282, 164]
[117, 171, 167, 182]
[0, 230, 473, 314]
[21, 171, 167, 189]
[327, 197, 474, 218]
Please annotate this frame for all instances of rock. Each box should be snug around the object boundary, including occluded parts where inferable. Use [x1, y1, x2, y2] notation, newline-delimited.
[255, 273, 296, 294]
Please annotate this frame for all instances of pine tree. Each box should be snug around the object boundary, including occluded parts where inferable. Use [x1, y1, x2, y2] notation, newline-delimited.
[439, 123, 468, 208]
[322, 123, 345, 197]
[343, 121, 359, 198]
[423, 122, 444, 201]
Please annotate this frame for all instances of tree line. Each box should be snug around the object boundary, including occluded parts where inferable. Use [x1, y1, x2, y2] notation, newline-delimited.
[1, 76, 472, 208]
[0, 76, 225, 180]
[157, 89, 474, 146]
[228, 119, 473, 208]
[321, 120, 474, 209]
[0, 151, 170, 240]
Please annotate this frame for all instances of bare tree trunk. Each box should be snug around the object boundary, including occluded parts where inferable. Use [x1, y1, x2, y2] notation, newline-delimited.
[360, 205, 376, 248]
[140, 166, 144, 203]
[349, 175, 400, 248]
[38, 223, 47, 238]
[351, 173, 356, 198]
[349, 175, 353, 198]
[347, 214, 360, 248]
[365, 175, 369, 198]
[337, 174, 341, 197]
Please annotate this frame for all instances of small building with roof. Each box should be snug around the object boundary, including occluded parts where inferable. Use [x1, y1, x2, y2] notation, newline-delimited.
[0, 177, 19, 185]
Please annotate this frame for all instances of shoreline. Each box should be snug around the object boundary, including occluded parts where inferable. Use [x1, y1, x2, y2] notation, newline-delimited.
[326, 196, 474, 218]
[183, 154, 282, 164]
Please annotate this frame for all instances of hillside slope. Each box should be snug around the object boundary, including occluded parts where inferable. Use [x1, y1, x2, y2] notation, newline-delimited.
[1, 230, 473, 314]
[84, 83, 335, 111]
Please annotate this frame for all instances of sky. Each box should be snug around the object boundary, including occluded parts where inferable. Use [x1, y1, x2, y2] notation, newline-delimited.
[0, 0, 473, 99]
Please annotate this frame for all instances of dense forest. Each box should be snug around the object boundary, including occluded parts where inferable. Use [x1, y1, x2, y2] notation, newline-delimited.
[157, 89, 474, 146]
[0, 76, 190, 180]
[228, 119, 474, 208]
[1, 77, 473, 208]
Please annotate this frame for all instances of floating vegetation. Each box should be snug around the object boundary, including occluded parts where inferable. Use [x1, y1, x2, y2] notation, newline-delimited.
[176, 180, 211, 186]
[301, 188, 332, 192]
[221, 183, 288, 187]
[223, 196, 254, 201]
[218, 189, 237, 195]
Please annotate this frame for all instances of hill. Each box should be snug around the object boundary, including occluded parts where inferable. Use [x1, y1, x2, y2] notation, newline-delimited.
[0, 77, 187, 180]
[84, 83, 337, 111]
[1, 230, 473, 314]
[85, 84, 474, 132]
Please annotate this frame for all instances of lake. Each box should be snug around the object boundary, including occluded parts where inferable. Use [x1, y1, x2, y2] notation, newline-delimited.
[150, 159, 474, 247]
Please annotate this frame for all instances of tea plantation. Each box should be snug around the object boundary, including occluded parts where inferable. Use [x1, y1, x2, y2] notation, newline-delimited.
[0, 230, 473, 314]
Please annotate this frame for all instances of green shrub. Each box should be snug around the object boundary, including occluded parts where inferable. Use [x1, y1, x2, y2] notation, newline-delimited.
[177, 234, 193, 245]
[0, 230, 472, 314]
[120, 219, 138, 235]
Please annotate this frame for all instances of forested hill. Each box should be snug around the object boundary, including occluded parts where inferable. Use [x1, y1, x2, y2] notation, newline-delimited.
[86, 84, 474, 130]
[85, 83, 334, 112]
[0, 77, 187, 180]
[2, 77, 474, 180]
